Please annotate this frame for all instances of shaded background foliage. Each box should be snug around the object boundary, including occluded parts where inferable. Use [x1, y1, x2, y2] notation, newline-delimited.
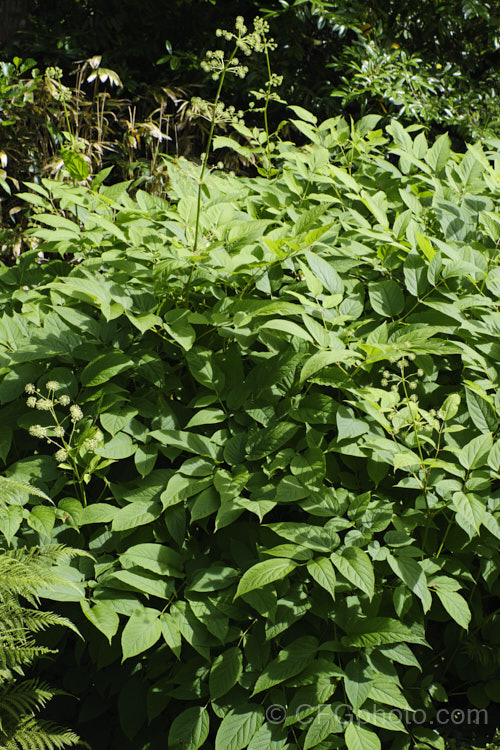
[3, 0, 499, 131]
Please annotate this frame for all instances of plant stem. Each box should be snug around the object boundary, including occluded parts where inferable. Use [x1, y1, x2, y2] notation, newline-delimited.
[184, 51, 236, 299]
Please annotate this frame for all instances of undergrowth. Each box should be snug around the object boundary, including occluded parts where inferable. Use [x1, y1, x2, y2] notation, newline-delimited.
[1, 16, 500, 750]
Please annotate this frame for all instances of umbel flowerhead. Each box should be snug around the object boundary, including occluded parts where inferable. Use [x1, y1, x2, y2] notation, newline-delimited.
[24, 381, 102, 466]
[201, 16, 276, 81]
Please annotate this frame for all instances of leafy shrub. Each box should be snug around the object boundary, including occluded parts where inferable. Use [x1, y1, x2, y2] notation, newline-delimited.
[1, 112, 500, 749]
[0, 517, 84, 750]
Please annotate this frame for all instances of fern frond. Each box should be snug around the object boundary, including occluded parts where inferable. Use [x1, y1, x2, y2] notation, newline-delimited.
[0, 475, 52, 504]
[0, 545, 84, 750]
[1, 716, 86, 750]
[0, 679, 55, 723]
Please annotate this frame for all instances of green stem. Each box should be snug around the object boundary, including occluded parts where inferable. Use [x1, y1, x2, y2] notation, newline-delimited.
[184, 52, 236, 298]
[262, 49, 273, 175]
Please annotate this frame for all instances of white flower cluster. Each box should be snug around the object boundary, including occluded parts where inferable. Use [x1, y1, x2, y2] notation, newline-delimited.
[203, 16, 276, 82]
[24, 380, 93, 466]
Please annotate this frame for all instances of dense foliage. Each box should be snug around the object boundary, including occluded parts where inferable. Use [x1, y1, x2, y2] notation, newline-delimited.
[1, 107, 500, 749]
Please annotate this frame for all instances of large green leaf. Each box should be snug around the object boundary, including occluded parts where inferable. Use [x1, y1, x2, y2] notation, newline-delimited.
[252, 636, 318, 694]
[345, 721, 381, 750]
[342, 617, 428, 647]
[303, 702, 343, 749]
[368, 280, 404, 317]
[235, 558, 297, 598]
[121, 606, 162, 659]
[331, 547, 375, 600]
[168, 706, 209, 750]
[209, 647, 243, 700]
[119, 543, 183, 577]
[81, 351, 133, 386]
[214, 704, 264, 750]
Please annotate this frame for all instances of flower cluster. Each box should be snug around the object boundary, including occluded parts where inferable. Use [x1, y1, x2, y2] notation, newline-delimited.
[249, 73, 284, 108]
[202, 16, 276, 82]
[44, 66, 72, 103]
[189, 97, 245, 127]
[379, 359, 438, 437]
[201, 50, 248, 81]
[24, 380, 102, 465]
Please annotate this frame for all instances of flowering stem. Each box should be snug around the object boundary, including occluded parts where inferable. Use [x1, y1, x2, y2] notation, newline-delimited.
[193, 52, 236, 254]
[184, 50, 236, 298]
[262, 49, 273, 175]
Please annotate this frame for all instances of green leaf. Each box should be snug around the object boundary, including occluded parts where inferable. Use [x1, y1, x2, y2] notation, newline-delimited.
[305, 252, 344, 295]
[34, 211, 80, 234]
[160, 612, 182, 658]
[344, 658, 372, 710]
[95, 432, 137, 460]
[425, 132, 451, 172]
[209, 647, 243, 700]
[307, 557, 336, 600]
[168, 706, 209, 750]
[79, 503, 118, 525]
[106, 568, 174, 599]
[252, 636, 318, 694]
[101, 406, 138, 435]
[267, 522, 338, 552]
[288, 105, 317, 124]
[214, 704, 264, 750]
[458, 433, 493, 471]
[112, 500, 161, 531]
[121, 606, 162, 660]
[368, 280, 404, 317]
[0, 505, 22, 544]
[433, 588, 471, 630]
[360, 189, 388, 227]
[465, 388, 497, 433]
[81, 351, 133, 386]
[27, 506, 55, 537]
[368, 677, 414, 710]
[188, 564, 239, 592]
[387, 554, 432, 612]
[246, 422, 298, 460]
[300, 350, 353, 382]
[247, 724, 288, 750]
[342, 617, 428, 648]
[331, 547, 375, 599]
[120, 543, 183, 577]
[81, 600, 119, 643]
[303, 702, 343, 749]
[61, 147, 90, 181]
[355, 704, 407, 733]
[336, 405, 369, 440]
[439, 393, 461, 421]
[149, 429, 220, 459]
[345, 721, 381, 750]
[452, 492, 485, 534]
[0, 475, 51, 504]
[235, 558, 297, 598]
[164, 314, 196, 351]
